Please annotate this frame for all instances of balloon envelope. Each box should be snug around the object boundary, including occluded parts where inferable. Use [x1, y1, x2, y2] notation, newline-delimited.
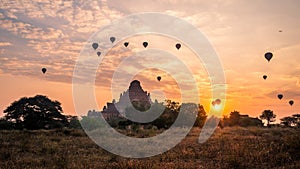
[157, 76, 161, 81]
[215, 99, 221, 105]
[143, 42, 148, 48]
[92, 43, 98, 50]
[277, 94, 283, 100]
[289, 100, 294, 106]
[97, 52, 101, 56]
[124, 42, 129, 47]
[110, 37, 116, 43]
[42, 68, 47, 74]
[265, 52, 273, 62]
[263, 75, 267, 80]
[176, 43, 181, 50]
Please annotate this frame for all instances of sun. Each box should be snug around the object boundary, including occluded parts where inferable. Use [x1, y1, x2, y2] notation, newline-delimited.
[213, 104, 223, 111]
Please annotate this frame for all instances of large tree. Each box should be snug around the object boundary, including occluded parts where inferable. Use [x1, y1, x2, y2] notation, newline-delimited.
[3, 95, 68, 130]
[260, 110, 276, 127]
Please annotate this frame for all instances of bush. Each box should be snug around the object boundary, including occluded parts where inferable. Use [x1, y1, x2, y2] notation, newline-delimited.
[0, 119, 14, 130]
[80, 116, 105, 131]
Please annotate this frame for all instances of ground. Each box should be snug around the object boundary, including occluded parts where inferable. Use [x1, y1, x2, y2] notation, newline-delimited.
[0, 127, 300, 169]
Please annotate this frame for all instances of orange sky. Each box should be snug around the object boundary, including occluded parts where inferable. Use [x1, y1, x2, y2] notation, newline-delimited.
[1, 0, 300, 122]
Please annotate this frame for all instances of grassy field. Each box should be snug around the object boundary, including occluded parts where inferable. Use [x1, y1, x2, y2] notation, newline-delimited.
[0, 127, 300, 169]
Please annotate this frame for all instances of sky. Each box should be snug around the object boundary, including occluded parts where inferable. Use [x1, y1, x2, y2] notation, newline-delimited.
[0, 0, 300, 122]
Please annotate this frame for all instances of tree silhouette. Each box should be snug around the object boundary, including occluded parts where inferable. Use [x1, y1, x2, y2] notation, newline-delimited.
[80, 116, 105, 131]
[281, 114, 300, 128]
[120, 100, 192, 129]
[292, 114, 300, 127]
[260, 110, 276, 127]
[280, 116, 295, 127]
[194, 104, 207, 127]
[219, 112, 263, 128]
[165, 100, 180, 112]
[150, 101, 178, 129]
[3, 95, 68, 130]
[0, 118, 14, 130]
[229, 110, 241, 126]
[66, 115, 82, 129]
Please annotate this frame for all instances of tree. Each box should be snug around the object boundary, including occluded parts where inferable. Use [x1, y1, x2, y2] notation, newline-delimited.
[122, 100, 180, 129]
[165, 99, 180, 112]
[239, 117, 263, 127]
[260, 110, 276, 127]
[66, 116, 82, 129]
[0, 118, 14, 130]
[292, 114, 300, 127]
[280, 116, 295, 127]
[229, 110, 240, 126]
[219, 115, 230, 128]
[3, 95, 68, 130]
[281, 114, 300, 128]
[80, 116, 105, 131]
[194, 104, 207, 127]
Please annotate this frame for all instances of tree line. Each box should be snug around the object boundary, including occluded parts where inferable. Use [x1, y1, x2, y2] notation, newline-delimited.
[0, 95, 299, 130]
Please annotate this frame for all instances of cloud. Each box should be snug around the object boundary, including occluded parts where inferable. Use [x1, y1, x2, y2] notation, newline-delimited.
[267, 89, 300, 100]
[1, 0, 298, 87]
[1, 0, 300, 118]
[0, 42, 12, 47]
[0, 0, 126, 84]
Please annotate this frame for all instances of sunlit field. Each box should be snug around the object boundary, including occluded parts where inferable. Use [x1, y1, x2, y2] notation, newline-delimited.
[1, 127, 299, 169]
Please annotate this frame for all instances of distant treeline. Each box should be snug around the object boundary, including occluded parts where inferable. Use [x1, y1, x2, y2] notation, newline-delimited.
[0, 95, 299, 130]
[219, 111, 263, 128]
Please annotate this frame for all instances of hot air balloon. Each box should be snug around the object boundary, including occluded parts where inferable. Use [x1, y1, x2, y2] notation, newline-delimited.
[215, 99, 221, 105]
[265, 52, 273, 62]
[157, 76, 161, 81]
[212, 101, 216, 106]
[92, 43, 98, 50]
[263, 75, 268, 80]
[289, 100, 294, 106]
[277, 94, 283, 100]
[42, 68, 47, 74]
[124, 42, 129, 47]
[176, 43, 181, 50]
[110, 37, 116, 43]
[143, 42, 148, 48]
[97, 51, 101, 57]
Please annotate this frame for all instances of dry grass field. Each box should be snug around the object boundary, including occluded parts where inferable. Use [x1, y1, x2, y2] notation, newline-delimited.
[1, 127, 300, 169]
